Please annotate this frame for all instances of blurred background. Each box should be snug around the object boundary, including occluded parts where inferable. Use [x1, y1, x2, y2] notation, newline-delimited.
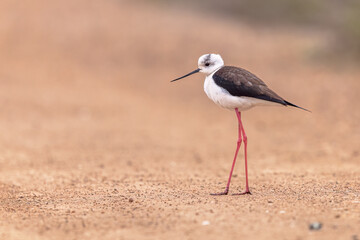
[162, 0, 360, 60]
[0, 0, 359, 239]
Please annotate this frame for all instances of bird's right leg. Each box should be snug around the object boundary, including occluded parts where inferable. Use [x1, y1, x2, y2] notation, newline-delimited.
[210, 108, 242, 195]
[232, 113, 251, 195]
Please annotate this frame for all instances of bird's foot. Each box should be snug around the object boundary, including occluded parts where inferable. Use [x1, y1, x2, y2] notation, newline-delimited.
[232, 190, 251, 196]
[210, 189, 229, 196]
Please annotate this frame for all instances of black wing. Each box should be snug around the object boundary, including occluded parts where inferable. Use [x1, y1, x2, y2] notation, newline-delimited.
[213, 66, 287, 105]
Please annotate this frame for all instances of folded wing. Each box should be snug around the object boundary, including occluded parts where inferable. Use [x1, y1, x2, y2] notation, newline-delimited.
[213, 66, 287, 105]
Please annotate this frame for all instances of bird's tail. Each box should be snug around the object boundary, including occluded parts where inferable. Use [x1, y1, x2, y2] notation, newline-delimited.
[284, 100, 311, 112]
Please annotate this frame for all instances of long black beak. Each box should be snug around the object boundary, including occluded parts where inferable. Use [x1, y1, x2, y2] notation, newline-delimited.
[171, 68, 200, 82]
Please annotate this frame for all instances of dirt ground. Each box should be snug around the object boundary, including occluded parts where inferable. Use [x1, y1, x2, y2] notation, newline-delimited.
[0, 1, 359, 239]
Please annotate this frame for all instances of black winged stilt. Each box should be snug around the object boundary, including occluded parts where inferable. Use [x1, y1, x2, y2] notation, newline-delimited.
[171, 53, 309, 195]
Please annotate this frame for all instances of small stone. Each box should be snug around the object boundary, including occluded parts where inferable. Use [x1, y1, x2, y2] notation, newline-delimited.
[202, 220, 210, 226]
[279, 210, 286, 214]
[309, 222, 322, 231]
[129, 198, 134, 203]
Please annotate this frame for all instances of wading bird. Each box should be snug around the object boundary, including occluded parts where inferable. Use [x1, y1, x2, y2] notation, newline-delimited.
[171, 54, 309, 195]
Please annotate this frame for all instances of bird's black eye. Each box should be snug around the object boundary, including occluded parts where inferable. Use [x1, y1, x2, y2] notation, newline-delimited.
[205, 63, 210, 67]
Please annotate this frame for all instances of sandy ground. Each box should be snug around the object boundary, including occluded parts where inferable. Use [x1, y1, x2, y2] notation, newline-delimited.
[0, 0, 359, 239]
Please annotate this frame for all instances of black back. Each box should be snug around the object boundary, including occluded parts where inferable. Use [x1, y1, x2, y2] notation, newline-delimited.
[213, 66, 287, 105]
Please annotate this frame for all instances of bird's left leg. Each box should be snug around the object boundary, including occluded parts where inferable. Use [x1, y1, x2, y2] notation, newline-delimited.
[233, 112, 251, 195]
[211, 108, 242, 195]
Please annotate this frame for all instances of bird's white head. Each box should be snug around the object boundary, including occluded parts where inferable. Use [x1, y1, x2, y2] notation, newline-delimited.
[198, 54, 224, 75]
[171, 53, 224, 82]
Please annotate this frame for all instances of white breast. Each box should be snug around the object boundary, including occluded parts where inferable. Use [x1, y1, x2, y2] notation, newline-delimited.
[203, 73, 280, 111]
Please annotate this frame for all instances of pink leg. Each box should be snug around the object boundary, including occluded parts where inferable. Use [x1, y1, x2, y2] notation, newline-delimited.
[211, 108, 242, 195]
[233, 114, 251, 195]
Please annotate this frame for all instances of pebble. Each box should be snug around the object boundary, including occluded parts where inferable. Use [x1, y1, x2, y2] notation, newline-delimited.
[202, 220, 210, 226]
[129, 198, 134, 203]
[309, 222, 322, 231]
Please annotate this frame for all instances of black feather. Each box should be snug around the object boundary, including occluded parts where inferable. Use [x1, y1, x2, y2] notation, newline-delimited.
[213, 66, 310, 112]
[284, 100, 311, 112]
